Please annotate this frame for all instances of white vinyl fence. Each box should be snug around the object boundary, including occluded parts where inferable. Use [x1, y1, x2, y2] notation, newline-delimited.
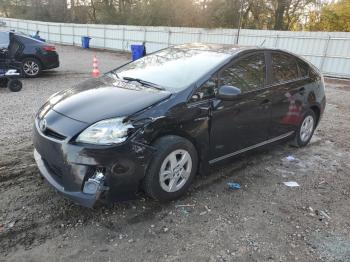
[1, 17, 350, 78]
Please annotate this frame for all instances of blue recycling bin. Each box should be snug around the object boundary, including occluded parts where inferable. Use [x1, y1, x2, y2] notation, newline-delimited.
[81, 36, 91, 49]
[131, 45, 145, 61]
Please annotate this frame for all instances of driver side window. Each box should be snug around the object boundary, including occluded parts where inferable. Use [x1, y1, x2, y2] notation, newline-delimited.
[192, 75, 218, 101]
[220, 53, 266, 93]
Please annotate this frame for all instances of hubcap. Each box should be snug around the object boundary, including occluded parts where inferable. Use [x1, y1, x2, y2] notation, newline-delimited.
[159, 149, 192, 193]
[23, 61, 39, 76]
[300, 115, 315, 142]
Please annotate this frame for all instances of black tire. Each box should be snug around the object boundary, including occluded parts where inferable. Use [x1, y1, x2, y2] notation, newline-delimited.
[7, 79, 22, 92]
[0, 78, 8, 88]
[22, 57, 42, 78]
[290, 110, 316, 148]
[143, 135, 198, 202]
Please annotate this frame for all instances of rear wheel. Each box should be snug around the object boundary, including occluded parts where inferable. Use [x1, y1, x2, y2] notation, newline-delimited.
[143, 136, 198, 202]
[290, 110, 316, 147]
[7, 79, 22, 92]
[22, 57, 42, 78]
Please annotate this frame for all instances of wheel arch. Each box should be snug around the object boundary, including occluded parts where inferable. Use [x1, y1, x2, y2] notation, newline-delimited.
[310, 105, 321, 126]
[21, 55, 43, 67]
[148, 129, 207, 176]
[151, 131, 202, 160]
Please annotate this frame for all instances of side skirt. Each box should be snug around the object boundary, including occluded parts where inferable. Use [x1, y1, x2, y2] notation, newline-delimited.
[208, 131, 294, 165]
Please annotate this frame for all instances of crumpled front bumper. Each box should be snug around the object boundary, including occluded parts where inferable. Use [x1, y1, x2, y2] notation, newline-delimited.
[34, 149, 102, 208]
[33, 110, 155, 208]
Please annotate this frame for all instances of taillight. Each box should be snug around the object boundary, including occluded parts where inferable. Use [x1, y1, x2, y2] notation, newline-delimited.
[42, 46, 56, 52]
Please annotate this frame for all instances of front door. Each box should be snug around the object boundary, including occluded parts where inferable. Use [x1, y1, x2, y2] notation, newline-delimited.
[209, 52, 272, 163]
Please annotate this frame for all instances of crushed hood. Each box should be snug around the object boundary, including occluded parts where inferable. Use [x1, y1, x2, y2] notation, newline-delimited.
[48, 77, 171, 124]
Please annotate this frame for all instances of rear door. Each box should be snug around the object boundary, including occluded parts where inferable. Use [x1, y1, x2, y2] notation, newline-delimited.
[267, 52, 309, 137]
[209, 51, 272, 162]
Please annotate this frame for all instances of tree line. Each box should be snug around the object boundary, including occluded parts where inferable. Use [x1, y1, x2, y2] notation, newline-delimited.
[0, 0, 349, 32]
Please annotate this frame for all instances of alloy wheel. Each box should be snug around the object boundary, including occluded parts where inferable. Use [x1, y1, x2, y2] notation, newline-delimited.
[23, 60, 40, 76]
[159, 149, 192, 193]
[300, 115, 315, 142]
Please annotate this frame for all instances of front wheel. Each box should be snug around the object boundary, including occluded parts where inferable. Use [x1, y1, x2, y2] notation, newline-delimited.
[7, 79, 22, 92]
[290, 110, 316, 147]
[143, 136, 198, 202]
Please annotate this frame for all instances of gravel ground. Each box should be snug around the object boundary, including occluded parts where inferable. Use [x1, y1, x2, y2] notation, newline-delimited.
[0, 45, 350, 262]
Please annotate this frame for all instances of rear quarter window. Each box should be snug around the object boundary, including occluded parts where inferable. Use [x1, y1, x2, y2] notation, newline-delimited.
[297, 59, 310, 78]
[271, 53, 299, 84]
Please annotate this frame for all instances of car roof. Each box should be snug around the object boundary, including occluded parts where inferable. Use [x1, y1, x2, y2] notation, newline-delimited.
[172, 43, 304, 58]
[173, 43, 260, 55]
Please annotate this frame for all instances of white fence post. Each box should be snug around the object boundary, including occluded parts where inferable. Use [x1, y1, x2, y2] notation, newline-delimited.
[103, 25, 106, 49]
[320, 35, 331, 72]
[167, 30, 171, 46]
[275, 34, 279, 48]
[47, 24, 50, 41]
[143, 27, 147, 43]
[122, 27, 126, 51]
[72, 24, 75, 45]
[197, 30, 202, 42]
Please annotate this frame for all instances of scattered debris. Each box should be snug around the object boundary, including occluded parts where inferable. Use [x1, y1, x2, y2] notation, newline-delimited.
[178, 207, 189, 215]
[199, 211, 207, 216]
[163, 227, 169, 233]
[320, 211, 331, 220]
[283, 155, 297, 162]
[204, 205, 211, 212]
[175, 204, 195, 208]
[7, 221, 16, 229]
[283, 181, 300, 187]
[227, 182, 241, 190]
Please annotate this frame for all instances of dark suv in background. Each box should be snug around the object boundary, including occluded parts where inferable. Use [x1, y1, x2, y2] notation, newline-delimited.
[0, 31, 59, 77]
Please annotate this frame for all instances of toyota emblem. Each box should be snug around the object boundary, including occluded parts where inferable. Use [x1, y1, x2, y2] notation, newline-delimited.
[39, 118, 47, 132]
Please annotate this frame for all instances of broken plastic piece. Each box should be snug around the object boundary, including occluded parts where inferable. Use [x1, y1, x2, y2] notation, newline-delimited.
[227, 182, 241, 190]
[284, 155, 297, 162]
[283, 181, 300, 187]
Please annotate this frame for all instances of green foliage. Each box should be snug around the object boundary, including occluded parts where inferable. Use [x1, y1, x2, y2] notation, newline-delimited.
[307, 0, 350, 32]
[0, 0, 347, 32]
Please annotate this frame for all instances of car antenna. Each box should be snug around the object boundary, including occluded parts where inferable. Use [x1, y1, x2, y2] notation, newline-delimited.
[260, 39, 266, 46]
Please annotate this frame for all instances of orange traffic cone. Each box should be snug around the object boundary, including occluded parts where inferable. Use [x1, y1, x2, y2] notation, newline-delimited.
[91, 55, 100, 78]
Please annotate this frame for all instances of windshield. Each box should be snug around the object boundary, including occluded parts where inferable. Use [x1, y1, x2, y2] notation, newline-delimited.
[112, 48, 231, 92]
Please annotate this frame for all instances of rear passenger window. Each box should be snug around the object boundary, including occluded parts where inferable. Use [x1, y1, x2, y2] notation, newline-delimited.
[271, 53, 299, 83]
[220, 53, 266, 93]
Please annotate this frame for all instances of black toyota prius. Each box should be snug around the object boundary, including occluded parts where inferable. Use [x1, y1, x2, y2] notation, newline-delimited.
[33, 43, 326, 208]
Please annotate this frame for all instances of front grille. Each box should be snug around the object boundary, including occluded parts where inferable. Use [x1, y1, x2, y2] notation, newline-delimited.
[43, 128, 67, 141]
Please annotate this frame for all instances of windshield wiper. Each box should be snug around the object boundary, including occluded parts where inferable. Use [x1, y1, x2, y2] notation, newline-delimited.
[122, 77, 165, 91]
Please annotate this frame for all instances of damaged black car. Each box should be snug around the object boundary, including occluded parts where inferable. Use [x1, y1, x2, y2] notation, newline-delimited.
[33, 43, 326, 208]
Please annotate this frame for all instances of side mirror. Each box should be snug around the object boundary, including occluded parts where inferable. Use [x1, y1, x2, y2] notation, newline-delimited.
[217, 85, 241, 100]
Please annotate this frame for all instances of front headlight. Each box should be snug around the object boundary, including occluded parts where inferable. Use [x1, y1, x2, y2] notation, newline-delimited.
[76, 118, 134, 145]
